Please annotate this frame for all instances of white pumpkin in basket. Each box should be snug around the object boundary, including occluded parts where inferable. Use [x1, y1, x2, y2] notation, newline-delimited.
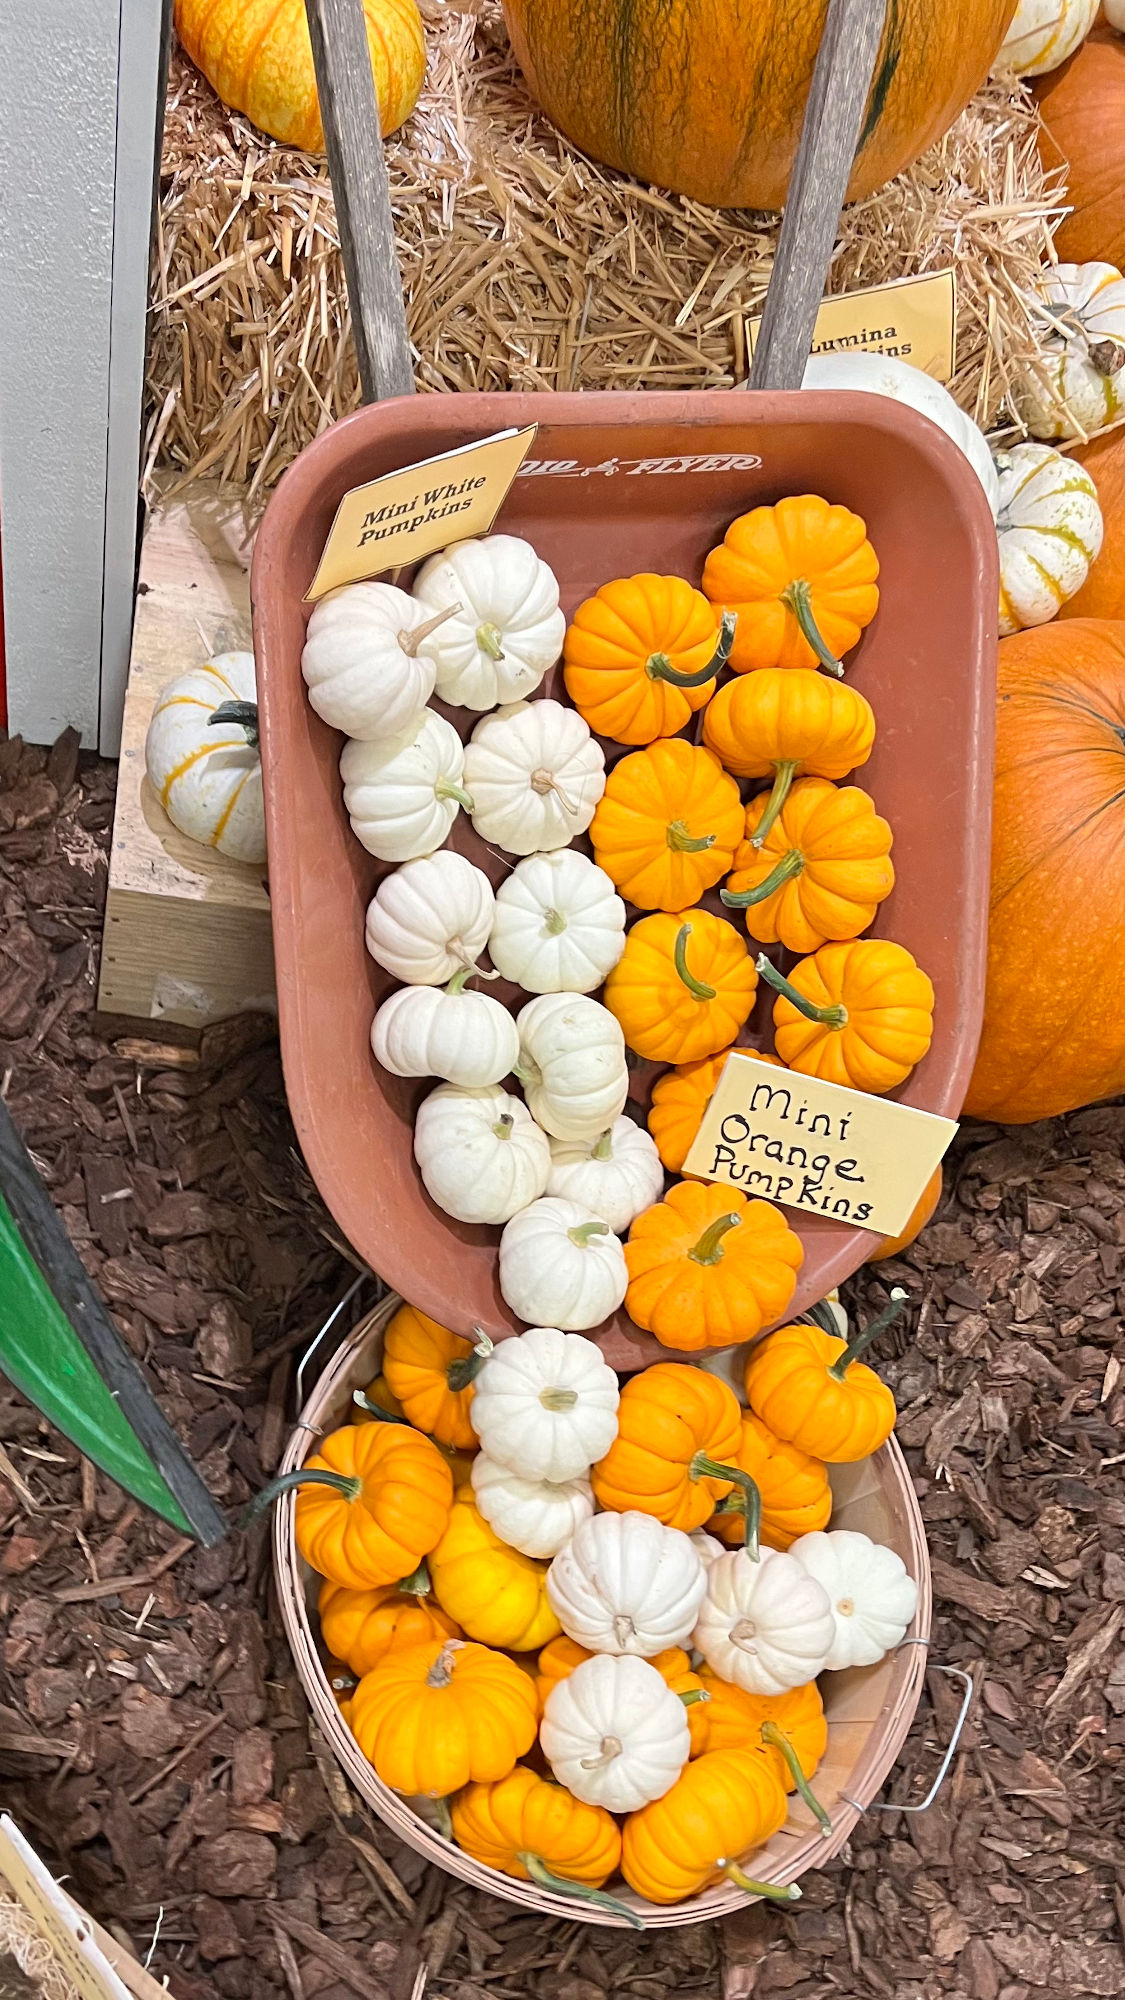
[489, 850, 626, 994]
[540, 1654, 691, 1812]
[801, 351, 999, 516]
[515, 993, 629, 1140]
[463, 701, 606, 854]
[301, 581, 457, 740]
[995, 444, 1103, 635]
[499, 1196, 628, 1331]
[413, 534, 566, 711]
[1017, 262, 1125, 439]
[412, 1081, 550, 1224]
[144, 652, 266, 864]
[364, 851, 495, 983]
[470, 1453, 594, 1559]
[546, 1118, 664, 1233]
[470, 1325, 620, 1482]
[693, 1547, 835, 1697]
[341, 710, 473, 862]
[995, 0, 1097, 76]
[547, 1511, 708, 1656]
[371, 972, 519, 1087]
[789, 1529, 919, 1672]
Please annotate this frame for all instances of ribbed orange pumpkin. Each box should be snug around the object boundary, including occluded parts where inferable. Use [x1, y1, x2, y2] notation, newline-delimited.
[290, 1423, 453, 1591]
[623, 1183, 804, 1353]
[1036, 28, 1125, 277]
[703, 670, 876, 843]
[591, 739, 745, 912]
[707, 1413, 831, 1551]
[603, 910, 758, 1063]
[760, 940, 935, 1094]
[563, 575, 729, 744]
[620, 1748, 789, 1904]
[318, 1578, 460, 1675]
[703, 498, 880, 676]
[175, 0, 426, 150]
[1059, 430, 1125, 622]
[500, 2, 1015, 212]
[723, 778, 895, 954]
[647, 1050, 785, 1174]
[590, 1362, 743, 1529]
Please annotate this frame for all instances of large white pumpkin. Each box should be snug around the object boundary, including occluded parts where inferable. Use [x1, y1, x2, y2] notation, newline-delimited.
[801, 351, 1000, 517]
[144, 652, 266, 864]
[412, 535, 566, 711]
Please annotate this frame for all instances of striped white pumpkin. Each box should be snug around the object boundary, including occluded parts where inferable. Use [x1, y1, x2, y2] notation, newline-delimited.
[1018, 262, 1125, 439]
[144, 651, 266, 864]
[996, 443, 1103, 636]
[996, 0, 1098, 76]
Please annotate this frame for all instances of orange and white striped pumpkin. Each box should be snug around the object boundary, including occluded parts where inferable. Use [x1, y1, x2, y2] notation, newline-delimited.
[144, 652, 266, 864]
[1018, 261, 1125, 439]
[995, 0, 1097, 76]
[996, 443, 1103, 635]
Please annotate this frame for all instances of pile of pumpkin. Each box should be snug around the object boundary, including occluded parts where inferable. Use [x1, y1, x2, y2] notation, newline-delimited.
[269, 1297, 919, 1916]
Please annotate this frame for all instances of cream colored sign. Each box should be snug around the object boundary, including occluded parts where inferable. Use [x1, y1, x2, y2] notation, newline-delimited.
[0, 1816, 133, 2000]
[306, 426, 537, 600]
[682, 1053, 956, 1237]
[747, 268, 957, 383]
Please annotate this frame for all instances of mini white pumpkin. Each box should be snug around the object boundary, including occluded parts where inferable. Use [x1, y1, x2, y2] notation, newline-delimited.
[144, 652, 266, 863]
[547, 1511, 708, 1656]
[412, 535, 566, 711]
[801, 351, 1000, 516]
[301, 581, 457, 740]
[789, 1529, 920, 1672]
[470, 1325, 620, 1482]
[1106, 0, 1125, 27]
[546, 1118, 664, 1233]
[365, 851, 495, 983]
[470, 1453, 594, 1558]
[413, 1082, 550, 1224]
[1018, 262, 1125, 439]
[463, 701, 606, 854]
[540, 1654, 691, 1811]
[499, 1196, 628, 1331]
[995, 0, 1097, 75]
[515, 994, 629, 1141]
[371, 972, 519, 1088]
[341, 710, 473, 862]
[995, 443, 1103, 636]
[489, 850, 627, 994]
[691, 1530, 726, 1571]
[693, 1547, 836, 1697]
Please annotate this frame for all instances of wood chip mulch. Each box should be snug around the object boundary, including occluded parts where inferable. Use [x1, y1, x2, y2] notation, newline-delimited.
[0, 738, 1122, 2000]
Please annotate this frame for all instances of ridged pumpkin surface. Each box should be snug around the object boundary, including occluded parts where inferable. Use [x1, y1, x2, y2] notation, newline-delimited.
[1059, 430, 1125, 623]
[500, 0, 1015, 211]
[1036, 29, 1125, 276]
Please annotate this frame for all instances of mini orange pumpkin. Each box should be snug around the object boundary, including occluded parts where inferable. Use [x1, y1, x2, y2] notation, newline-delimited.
[382, 1303, 488, 1451]
[646, 1050, 784, 1174]
[623, 1181, 803, 1353]
[603, 910, 758, 1063]
[259, 1423, 454, 1592]
[703, 669, 876, 846]
[563, 574, 734, 743]
[743, 1291, 906, 1462]
[703, 496, 880, 676]
[758, 939, 935, 1094]
[451, 1766, 631, 1920]
[707, 1413, 831, 1551]
[348, 1635, 538, 1796]
[621, 1748, 792, 1905]
[694, 1675, 830, 1832]
[591, 738, 744, 911]
[318, 1576, 461, 1676]
[722, 778, 894, 954]
[591, 1361, 744, 1530]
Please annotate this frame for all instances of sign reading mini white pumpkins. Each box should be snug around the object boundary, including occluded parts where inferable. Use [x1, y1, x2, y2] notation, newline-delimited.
[682, 1053, 956, 1237]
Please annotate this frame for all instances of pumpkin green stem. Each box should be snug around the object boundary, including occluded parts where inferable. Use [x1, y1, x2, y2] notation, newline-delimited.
[759, 1720, 832, 1835]
[748, 762, 798, 848]
[431, 1796, 454, 1841]
[208, 700, 259, 749]
[352, 1389, 411, 1427]
[476, 621, 506, 661]
[804, 1298, 843, 1339]
[241, 1467, 362, 1527]
[568, 1220, 611, 1248]
[519, 1854, 644, 1930]
[689, 1459, 761, 1562]
[492, 1113, 515, 1142]
[592, 1128, 615, 1162]
[722, 848, 805, 907]
[435, 778, 475, 811]
[688, 1212, 741, 1265]
[779, 579, 843, 677]
[674, 922, 717, 1001]
[544, 908, 568, 936]
[720, 1863, 802, 1903]
[644, 610, 738, 689]
[829, 1287, 908, 1379]
[400, 602, 463, 655]
[398, 1559, 432, 1598]
[445, 965, 476, 997]
[680, 1687, 711, 1710]
[447, 1330, 494, 1393]
[667, 820, 716, 854]
[755, 953, 847, 1030]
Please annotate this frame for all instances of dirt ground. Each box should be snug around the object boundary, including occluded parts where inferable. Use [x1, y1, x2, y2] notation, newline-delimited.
[0, 742, 1123, 2000]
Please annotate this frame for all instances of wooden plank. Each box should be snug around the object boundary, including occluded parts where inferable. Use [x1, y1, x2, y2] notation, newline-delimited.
[305, 0, 414, 402]
[748, 0, 889, 393]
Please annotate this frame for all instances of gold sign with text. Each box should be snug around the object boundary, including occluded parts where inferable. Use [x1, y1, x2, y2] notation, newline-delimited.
[306, 426, 537, 600]
[682, 1053, 956, 1238]
[747, 268, 957, 383]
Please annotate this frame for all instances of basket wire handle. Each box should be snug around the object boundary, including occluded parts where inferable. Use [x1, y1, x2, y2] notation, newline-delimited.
[295, 1271, 372, 1411]
[841, 1654, 975, 1817]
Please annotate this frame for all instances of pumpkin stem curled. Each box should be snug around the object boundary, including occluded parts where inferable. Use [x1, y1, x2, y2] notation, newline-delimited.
[779, 580, 843, 677]
[208, 700, 259, 749]
[400, 602, 463, 655]
[352, 1389, 411, 1427]
[568, 1219, 611, 1248]
[241, 1467, 363, 1526]
[755, 953, 847, 1030]
[592, 1128, 615, 1162]
[519, 1854, 644, 1929]
[722, 847, 805, 908]
[688, 1212, 741, 1265]
[674, 922, 717, 1001]
[644, 612, 736, 690]
[531, 769, 580, 817]
[452, 941, 498, 979]
[434, 777, 475, 811]
[475, 620, 506, 661]
[690, 1458, 761, 1561]
[579, 1733, 624, 1771]
[830, 1287, 908, 1379]
[748, 762, 799, 848]
[444, 965, 476, 997]
[719, 1862, 802, 1903]
[759, 1720, 832, 1835]
[667, 819, 716, 854]
[399, 1559, 433, 1597]
[426, 1639, 464, 1687]
[447, 1330, 494, 1393]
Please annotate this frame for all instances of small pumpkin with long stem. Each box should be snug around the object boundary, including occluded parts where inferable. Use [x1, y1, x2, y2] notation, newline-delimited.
[349, 1635, 538, 1796]
[623, 1183, 804, 1353]
[706, 1413, 831, 1552]
[382, 1303, 491, 1451]
[743, 1290, 906, 1462]
[703, 669, 875, 845]
[703, 496, 880, 676]
[251, 1423, 454, 1591]
[603, 910, 758, 1064]
[694, 1674, 831, 1835]
[451, 1765, 637, 1925]
[646, 1050, 783, 1175]
[621, 1748, 796, 1906]
[722, 778, 895, 954]
[758, 940, 935, 1094]
[318, 1573, 461, 1677]
[591, 1363, 751, 1531]
[563, 573, 736, 743]
[590, 738, 745, 912]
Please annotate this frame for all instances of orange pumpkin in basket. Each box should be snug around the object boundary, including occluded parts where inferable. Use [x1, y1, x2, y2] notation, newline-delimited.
[603, 911, 758, 1063]
[318, 1577, 461, 1676]
[743, 1292, 906, 1463]
[563, 574, 733, 743]
[381, 1303, 487, 1451]
[706, 1413, 831, 1551]
[591, 738, 744, 911]
[693, 1675, 830, 1832]
[590, 1361, 743, 1529]
[271, 1422, 453, 1592]
[349, 1636, 538, 1796]
[623, 1182, 804, 1353]
[620, 1748, 791, 1904]
[451, 1766, 629, 1918]
[722, 778, 895, 954]
[703, 496, 880, 676]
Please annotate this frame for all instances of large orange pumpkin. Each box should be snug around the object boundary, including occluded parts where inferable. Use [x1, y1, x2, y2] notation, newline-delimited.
[1058, 428, 1125, 622]
[966, 620, 1125, 1122]
[1036, 28, 1125, 278]
[499, 1, 1015, 212]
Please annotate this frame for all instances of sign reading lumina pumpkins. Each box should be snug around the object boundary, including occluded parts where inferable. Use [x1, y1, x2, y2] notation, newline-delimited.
[682, 1052, 956, 1237]
[747, 269, 957, 382]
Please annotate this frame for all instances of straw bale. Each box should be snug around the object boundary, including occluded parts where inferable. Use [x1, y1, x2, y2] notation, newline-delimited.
[147, 1, 1070, 503]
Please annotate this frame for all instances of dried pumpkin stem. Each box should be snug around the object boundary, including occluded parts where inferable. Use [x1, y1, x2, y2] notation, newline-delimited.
[568, 1220, 611, 1248]
[755, 953, 848, 1029]
[426, 1639, 464, 1687]
[492, 1113, 515, 1141]
[579, 1733, 623, 1771]
[719, 1863, 802, 1902]
[241, 1467, 362, 1526]
[667, 818, 716, 854]
[447, 1330, 494, 1393]
[435, 777, 475, 811]
[830, 1287, 908, 1379]
[759, 1720, 832, 1835]
[779, 580, 843, 677]
[674, 922, 717, 1001]
[399, 1559, 432, 1597]
[399, 602, 463, 656]
[476, 620, 506, 660]
[722, 848, 805, 907]
[749, 762, 799, 847]
[352, 1389, 411, 1427]
[208, 700, 259, 748]
[519, 1854, 644, 1929]
[592, 1128, 615, 1162]
[530, 768, 581, 816]
[690, 1458, 761, 1562]
[452, 940, 498, 980]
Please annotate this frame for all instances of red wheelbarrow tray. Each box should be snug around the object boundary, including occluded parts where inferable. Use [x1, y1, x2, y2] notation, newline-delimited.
[251, 389, 998, 1371]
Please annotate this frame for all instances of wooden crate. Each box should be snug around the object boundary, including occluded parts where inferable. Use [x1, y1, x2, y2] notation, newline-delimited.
[98, 481, 276, 1030]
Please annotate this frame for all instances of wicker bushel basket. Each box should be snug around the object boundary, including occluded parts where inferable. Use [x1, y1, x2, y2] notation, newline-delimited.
[274, 1296, 934, 1928]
